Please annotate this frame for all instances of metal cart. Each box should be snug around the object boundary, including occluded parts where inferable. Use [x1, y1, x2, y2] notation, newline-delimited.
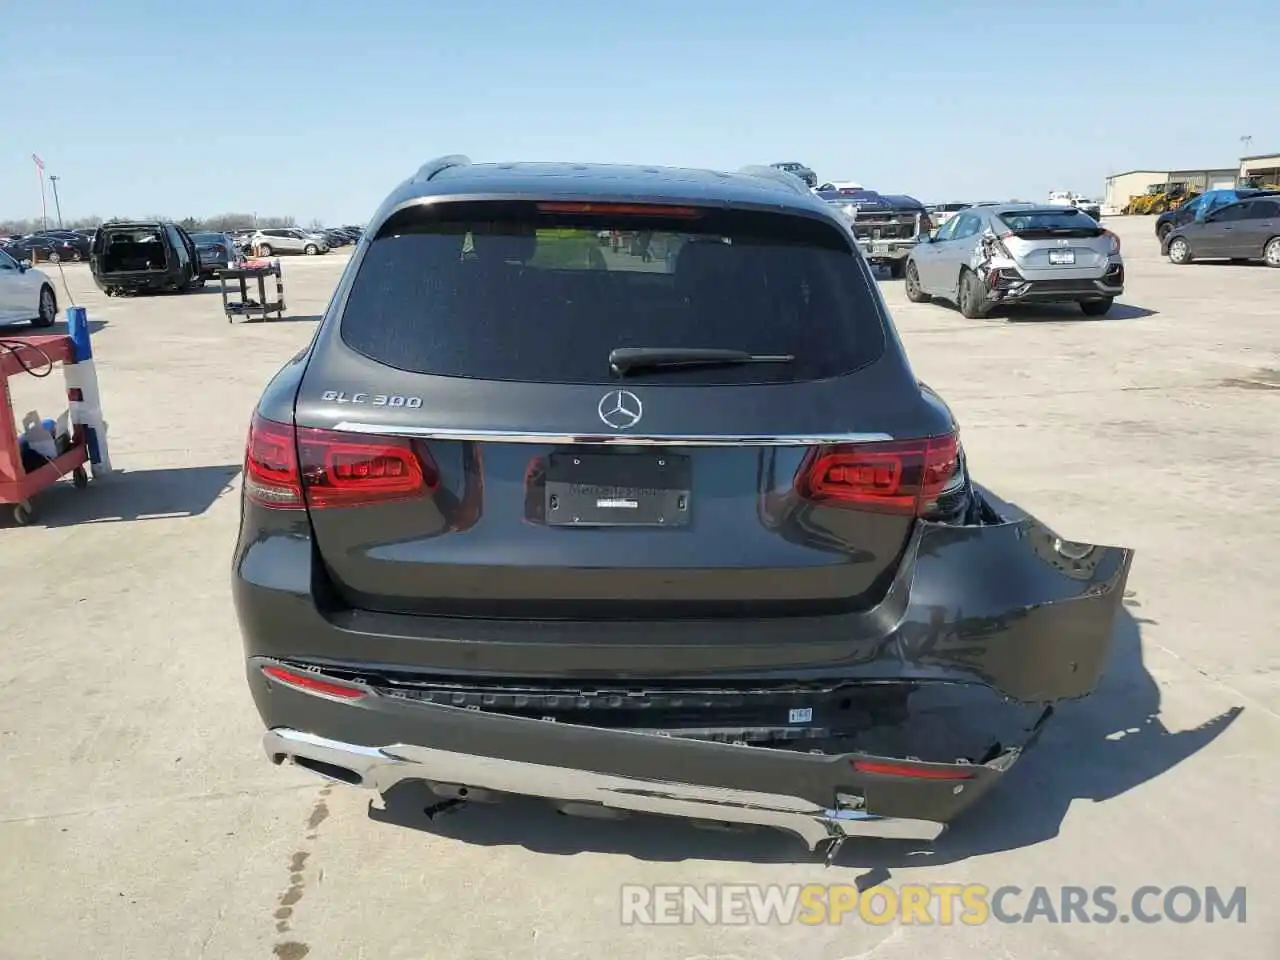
[217, 260, 285, 322]
[0, 335, 91, 525]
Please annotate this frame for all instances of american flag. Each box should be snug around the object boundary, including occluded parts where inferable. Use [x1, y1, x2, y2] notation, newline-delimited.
[32, 153, 44, 170]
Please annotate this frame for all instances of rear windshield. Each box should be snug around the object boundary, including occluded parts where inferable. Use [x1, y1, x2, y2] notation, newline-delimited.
[101, 228, 164, 245]
[338, 203, 887, 385]
[997, 209, 1099, 231]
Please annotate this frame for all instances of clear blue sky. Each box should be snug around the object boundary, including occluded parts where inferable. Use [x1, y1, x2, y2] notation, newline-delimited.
[5, 0, 1271, 224]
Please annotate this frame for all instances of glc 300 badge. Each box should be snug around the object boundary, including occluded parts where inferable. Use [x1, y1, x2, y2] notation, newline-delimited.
[320, 390, 423, 408]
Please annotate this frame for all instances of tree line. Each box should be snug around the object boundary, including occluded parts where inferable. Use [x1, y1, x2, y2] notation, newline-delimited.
[1, 213, 305, 236]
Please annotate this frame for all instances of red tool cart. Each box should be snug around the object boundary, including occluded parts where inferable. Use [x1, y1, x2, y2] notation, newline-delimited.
[0, 334, 90, 526]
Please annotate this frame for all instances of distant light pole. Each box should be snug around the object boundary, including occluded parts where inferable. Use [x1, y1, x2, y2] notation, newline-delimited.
[48, 175, 64, 228]
[1241, 135, 1252, 154]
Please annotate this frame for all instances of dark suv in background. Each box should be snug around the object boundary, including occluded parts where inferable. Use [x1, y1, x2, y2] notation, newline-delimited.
[769, 160, 817, 188]
[234, 156, 1131, 858]
[89, 220, 203, 295]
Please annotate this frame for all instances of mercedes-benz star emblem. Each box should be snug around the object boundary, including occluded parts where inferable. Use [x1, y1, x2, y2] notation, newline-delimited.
[597, 389, 643, 430]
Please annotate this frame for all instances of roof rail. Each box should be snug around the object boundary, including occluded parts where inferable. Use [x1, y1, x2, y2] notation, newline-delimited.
[737, 165, 812, 196]
[412, 154, 471, 182]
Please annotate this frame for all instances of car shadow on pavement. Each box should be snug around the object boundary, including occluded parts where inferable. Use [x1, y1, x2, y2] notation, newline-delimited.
[369, 489, 1241, 869]
[1000, 302, 1158, 322]
[19, 463, 241, 527]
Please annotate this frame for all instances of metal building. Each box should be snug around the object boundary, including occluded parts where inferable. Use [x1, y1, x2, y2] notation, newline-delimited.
[1166, 168, 1240, 193]
[1239, 152, 1280, 186]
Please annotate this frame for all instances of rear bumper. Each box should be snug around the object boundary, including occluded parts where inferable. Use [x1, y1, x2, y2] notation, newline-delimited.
[987, 265, 1124, 303]
[94, 272, 178, 292]
[235, 503, 1132, 843]
[257, 684, 1051, 849]
[856, 238, 917, 263]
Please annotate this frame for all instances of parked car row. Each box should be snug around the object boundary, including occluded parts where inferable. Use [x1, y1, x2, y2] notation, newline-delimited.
[231, 225, 363, 256]
[0, 228, 94, 264]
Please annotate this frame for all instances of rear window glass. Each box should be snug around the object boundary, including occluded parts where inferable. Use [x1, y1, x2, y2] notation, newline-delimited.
[997, 209, 1098, 231]
[338, 204, 887, 385]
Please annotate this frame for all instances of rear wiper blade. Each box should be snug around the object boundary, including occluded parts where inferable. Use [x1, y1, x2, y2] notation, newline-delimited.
[609, 347, 796, 376]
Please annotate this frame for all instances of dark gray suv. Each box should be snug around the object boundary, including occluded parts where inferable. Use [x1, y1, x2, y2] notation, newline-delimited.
[234, 156, 1132, 858]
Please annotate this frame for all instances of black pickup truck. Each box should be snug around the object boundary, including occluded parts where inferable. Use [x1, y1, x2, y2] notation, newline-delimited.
[815, 184, 932, 279]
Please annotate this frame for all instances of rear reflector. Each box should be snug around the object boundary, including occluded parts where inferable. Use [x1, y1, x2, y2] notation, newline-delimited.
[261, 665, 367, 701]
[244, 412, 438, 510]
[852, 758, 977, 780]
[796, 434, 960, 515]
[535, 202, 701, 218]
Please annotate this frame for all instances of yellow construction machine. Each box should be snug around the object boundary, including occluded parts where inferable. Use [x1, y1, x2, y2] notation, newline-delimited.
[1123, 181, 1196, 215]
[1241, 175, 1280, 190]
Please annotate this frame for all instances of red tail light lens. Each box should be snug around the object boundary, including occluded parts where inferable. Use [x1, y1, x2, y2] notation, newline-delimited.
[796, 434, 960, 516]
[261, 664, 366, 701]
[245, 414, 303, 508]
[1102, 229, 1121, 255]
[244, 412, 437, 510]
[852, 758, 977, 780]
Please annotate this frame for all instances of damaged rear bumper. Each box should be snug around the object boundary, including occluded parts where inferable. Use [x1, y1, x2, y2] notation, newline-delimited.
[984, 263, 1125, 304]
[239, 509, 1132, 846]
[261, 702, 1052, 850]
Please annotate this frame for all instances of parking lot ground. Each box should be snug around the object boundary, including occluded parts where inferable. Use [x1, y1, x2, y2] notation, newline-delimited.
[0, 218, 1276, 959]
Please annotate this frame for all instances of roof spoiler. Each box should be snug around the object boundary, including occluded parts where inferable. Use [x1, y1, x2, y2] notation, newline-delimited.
[412, 154, 471, 183]
[738, 165, 813, 196]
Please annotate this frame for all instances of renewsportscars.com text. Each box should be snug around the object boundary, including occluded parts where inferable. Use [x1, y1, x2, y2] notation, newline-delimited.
[620, 883, 1247, 926]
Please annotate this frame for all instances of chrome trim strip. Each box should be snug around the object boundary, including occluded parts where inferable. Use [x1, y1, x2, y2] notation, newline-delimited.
[329, 424, 895, 446]
[263, 728, 945, 849]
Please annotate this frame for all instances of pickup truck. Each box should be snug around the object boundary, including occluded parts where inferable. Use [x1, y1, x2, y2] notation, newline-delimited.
[1047, 191, 1102, 222]
[815, 183, 932, 278]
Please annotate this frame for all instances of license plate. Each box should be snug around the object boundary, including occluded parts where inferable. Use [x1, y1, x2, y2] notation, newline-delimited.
[1048, 250, 1075, 265]
[874, 243, 890, 255]
[545, 453, 691, 527]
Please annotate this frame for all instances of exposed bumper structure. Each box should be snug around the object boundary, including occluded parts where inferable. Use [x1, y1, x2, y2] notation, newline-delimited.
[263, 727, 965, 848]
[985, 263, 1124, 303]
[260, 691, 1053, 850]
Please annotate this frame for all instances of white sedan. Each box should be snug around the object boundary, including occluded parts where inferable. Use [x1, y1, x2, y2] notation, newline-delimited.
[0, 248, 58, 327]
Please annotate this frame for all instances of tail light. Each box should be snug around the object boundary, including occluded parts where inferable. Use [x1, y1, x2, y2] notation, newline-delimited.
[244, 412, 437, 510]
[795, 434, 960, 516]
[991, 230, 1016, 259]
[261, 664, 366, 701]
[852, 758, 977, 780]
[1102, 229, 1121, 255]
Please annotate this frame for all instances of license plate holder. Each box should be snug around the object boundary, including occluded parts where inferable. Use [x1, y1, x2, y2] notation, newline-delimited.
[545, 452, 691, 527]
[1048, 249, 1075, 265]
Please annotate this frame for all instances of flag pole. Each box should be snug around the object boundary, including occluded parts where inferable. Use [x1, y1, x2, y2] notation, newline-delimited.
[32, 154, 48, 229]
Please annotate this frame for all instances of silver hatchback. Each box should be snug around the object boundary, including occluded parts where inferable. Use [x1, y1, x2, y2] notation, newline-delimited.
[905, 203, 1123, 318]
